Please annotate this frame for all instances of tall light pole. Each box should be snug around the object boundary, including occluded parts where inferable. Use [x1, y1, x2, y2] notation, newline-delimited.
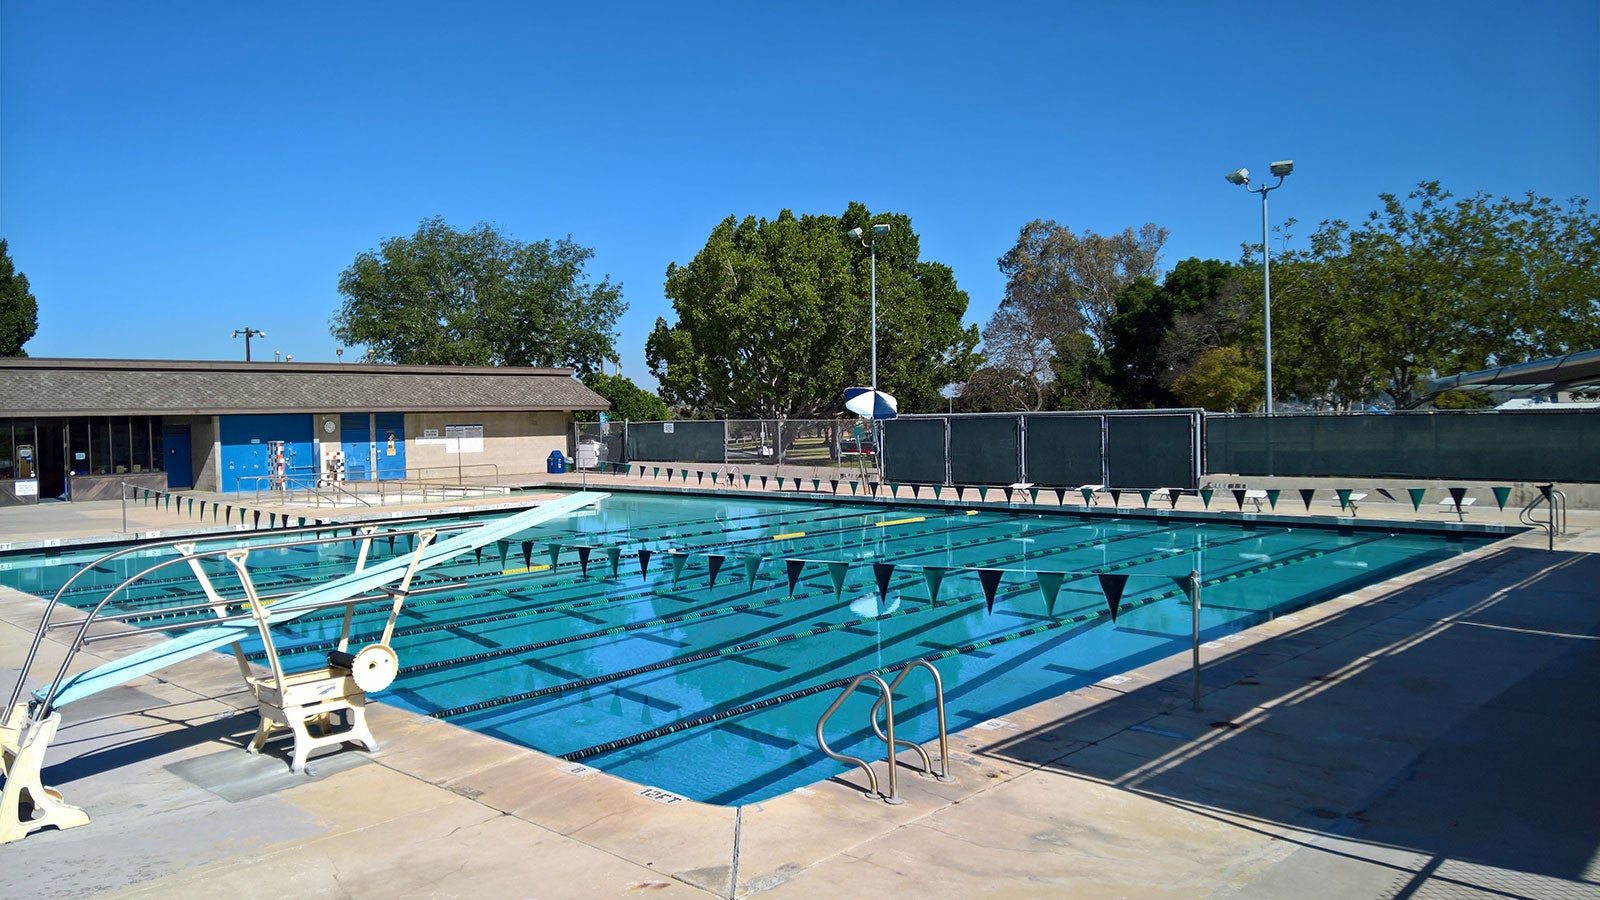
[1225, 160, 1293, 414]
[847, 223, 892, 395]
[232, 327, 266, 362]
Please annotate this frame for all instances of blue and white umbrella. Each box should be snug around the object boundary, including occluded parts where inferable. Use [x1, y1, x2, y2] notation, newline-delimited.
[844, 387, 898, 420]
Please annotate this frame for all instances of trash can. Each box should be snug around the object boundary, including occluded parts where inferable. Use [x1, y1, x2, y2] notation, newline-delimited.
[546, 450, 566, 474]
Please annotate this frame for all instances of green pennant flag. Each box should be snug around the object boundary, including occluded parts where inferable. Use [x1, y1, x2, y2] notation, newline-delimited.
[1035, 571, 1065, 617]
[922, 566, 948, 603]
[1200, 488, 1214, 508]
[1492, 486, 1511, 511]
[705, 554, 725, 588]
[873, 562, 895, 605]
[1080, 487, 1095, 505]
[1266, 489, 1281, 510]
[1098, 573, 1129, 622]
[743, 474, 751, 488]
[547, 542, 563, 570]
[653, 466, 660, 479]
[1408, 487, 1426, 511]
[637, 548, 653, 578]
[1336, 488, 1353, 510]
[680, 468, 689, 482]
[497, 539, 510, 567]
[1299, 488, 1317, 510]
[187, 498, 194, 517]
[607, 546, 622, 578]
[743, 554, 763, 590]
[827, 561, 850, 598]
[811, 478, 820, 492]
[1030, 487, 1040, 504]
[978, 568, 1004, 614]
[710, 471, 719, 484]
[776, 476, 785, 490]
[785, 558, 805, 596]
[622, 463, 632, 476]
[849, 481, 859, 496]
[977, 486, 988, 502]
[576, 546, 593, 577]
[1139, 490, 1152, 508]
[933, 485, 943, 500]
[141, 488, 150, 504]
[889, 483, 900, 499]
[670, 551, 689, 583]
[164, 493, 172, 510]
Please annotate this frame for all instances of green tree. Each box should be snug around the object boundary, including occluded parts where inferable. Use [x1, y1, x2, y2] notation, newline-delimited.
[1171, 346, 1261, 412]
[331, 218, 624, 373]
[647, 203, 979, 419]
[0, 240, 39, 357]
[579, 372, 671, 422]
[1268, 184, 1600, 407]
[1105, 258, 1246, 408]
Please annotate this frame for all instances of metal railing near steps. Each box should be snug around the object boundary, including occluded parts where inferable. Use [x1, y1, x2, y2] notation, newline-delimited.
[1519, 483, 1568, 551]
[815, 660, 951, 804]
[247, 474, 513, 508]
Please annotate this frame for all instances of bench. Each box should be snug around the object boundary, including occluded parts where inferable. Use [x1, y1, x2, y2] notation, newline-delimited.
[1439, 496, 1477, 520]
[1329, 492, 1369, 516]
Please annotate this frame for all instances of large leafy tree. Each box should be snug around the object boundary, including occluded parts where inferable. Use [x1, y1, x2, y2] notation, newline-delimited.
[1105, 258, 1246, 408]
[579, 372, 671, 422]
[331, 217, 624, 373]
[647, 203, 979, 419]
[1268, 183, 1600, 407]
[0, 240, 39, 357]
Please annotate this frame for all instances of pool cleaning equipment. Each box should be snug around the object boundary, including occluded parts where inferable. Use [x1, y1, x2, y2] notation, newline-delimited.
[0, 492, 608, 844]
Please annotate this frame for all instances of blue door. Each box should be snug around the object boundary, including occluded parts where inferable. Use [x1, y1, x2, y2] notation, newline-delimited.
[373, 413, 406, 480]
[219, 414, 314, 492]
[341, 414, 372, 482]
[163, 425, 193, 489]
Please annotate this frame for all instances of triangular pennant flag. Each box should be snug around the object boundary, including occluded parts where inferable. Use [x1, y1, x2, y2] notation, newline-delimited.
[1448, 486, 1467, 510]
[680, 468, 689, 482]
[1200, 488, 1214, 508]
[889, 483, 900, 499]
[827, 561, 849, 598]
[187, 498, 195, 516]
[1336, 488, 1353, 510]
[1003, 487, 1014, 502]
[1232, 488, 1247, 510]
[497, 539, 510, 566]
[637, 548, 653, 578]
[977, 486, 987, 502]
[1055, 488, 1067, 506]
[1139, 490, 1152, 508]
[577, 546, 593, 577]
[1098, 572, 1129, 622]
[785, 558, 805, 596]
[224, 505, 232, 524]
[710, 471, 719, 484]
[1108, 489, 1122, 506]
[622, 463, 632, 476]
[760, 475, 769, 490]
[521, 540, 534, 569]
[811, 478, 820, 491]
[473, 547, 483, 565]
[252, 509, 261, 528]
[670, 551, 689, 582]
[1300, 488, 1317, 510]
[873, 562, 895, 605]
[776, 476, 785, 490]
[1080, 487, 1095, 505]
[954, 486, 964, 501]
[547, 542, 562, 570]
[1266, 489, 1281, 510]
[911, 484, 922, 499]
[830, 479, 839, 493]
[697, 471, 705, 485]
[743, 554, 763, 590]
[743, 474, 751, 488]
[705, 554, 725, 588]
[922, 567, 948, 603]
[1029, 487, 1040, 504]
[638, 465, 646, 478]
[1170, 574, 1197, 604]
[869, 481, 880, 497]
[653, 466, 660, 478]
[1168, 489, 1181, 509]
[1492, 486, 1511, 511]
[1376, 488, 1397, 501]
[198, 500, 207, 519]
[1408, 487, 1426, 511]
[607, 546, 621, 578]
[850, 481, 859, 496]
[932, 485, 942, 499]
[385, 534, 395, 553]
[141, 488, 149, 504]
[164, 493, 171, 510]
[978, 568, 1004, 614]
[1035, 571, 1065, 617]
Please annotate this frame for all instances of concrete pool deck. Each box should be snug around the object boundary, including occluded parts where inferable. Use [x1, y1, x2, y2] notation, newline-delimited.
[1, 495, 1596, 898]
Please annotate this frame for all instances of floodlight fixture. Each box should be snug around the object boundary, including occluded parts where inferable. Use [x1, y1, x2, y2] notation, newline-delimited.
[872, 223, 891, 236]
[847, 227, 864, 240]
[231, 327, 267, 362]
[1269, 159, 1294, 177]
[1223, 161, 1295, 415]
[1225, 168, 1250, 186]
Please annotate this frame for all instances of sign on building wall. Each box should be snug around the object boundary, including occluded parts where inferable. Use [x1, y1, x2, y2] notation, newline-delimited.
[445, 424, 484, 453]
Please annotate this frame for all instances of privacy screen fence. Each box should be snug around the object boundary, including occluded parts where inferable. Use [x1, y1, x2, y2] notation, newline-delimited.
[1206, 409, 1600, 483]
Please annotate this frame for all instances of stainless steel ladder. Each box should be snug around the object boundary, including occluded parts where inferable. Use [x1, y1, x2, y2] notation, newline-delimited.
[815, 660, 951, 804]
[1519, 483, 1568, 551]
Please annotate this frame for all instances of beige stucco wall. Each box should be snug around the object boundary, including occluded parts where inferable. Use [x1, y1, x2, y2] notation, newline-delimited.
[403, 411, 572, 481]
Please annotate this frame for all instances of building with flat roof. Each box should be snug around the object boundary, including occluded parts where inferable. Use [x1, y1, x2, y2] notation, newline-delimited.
[0, 357, 608, 505]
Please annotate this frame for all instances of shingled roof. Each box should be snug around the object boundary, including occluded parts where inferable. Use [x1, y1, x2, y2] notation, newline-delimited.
[0, 358, 610, 416]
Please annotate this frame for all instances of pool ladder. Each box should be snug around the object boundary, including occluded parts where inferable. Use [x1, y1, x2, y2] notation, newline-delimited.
[815, 660, 952, 804]
[1519, 483, 1568, 551]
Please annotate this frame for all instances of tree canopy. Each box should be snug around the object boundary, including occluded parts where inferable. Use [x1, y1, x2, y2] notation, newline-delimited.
[646, 203, 979, 419]
[579, 372, 671, 422]
[330, 218, 624, 373]
[0, 240, 39, 357]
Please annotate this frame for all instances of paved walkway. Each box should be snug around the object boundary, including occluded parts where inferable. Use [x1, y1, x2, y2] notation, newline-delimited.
[0, 492, 1595, 898]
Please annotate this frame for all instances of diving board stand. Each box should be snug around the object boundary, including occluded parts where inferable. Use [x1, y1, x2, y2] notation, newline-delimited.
[1, 491, 608, 844]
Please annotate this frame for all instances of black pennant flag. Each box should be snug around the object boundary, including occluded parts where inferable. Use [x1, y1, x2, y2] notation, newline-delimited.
[760, 475, 769, 490]
[697, 470, 705, 485]
[706, 554, 725, 588]
[1170, 574, 1197, 604]
[1300, 488, 1317, 510]
[978, 569, 1004, 614]
[830, 479, 839, 494]
[1098, 573, 1129, 622]
[1168, 489, 1182, 509]
[1055, 488, 1067, 506]
[1003, 486, 1014, 503]
[922, 566, 948, 603]
[785, 558, 805, 596]
[637, 548, 653, 578]
[577, 546, 593, 577]
[473, 547, 483, 564]
[1448, 486, 1467, 510]
[874, 562, 895, 605]
[1035, 571, 1065, 617]
[1232, 488, 1247, 510]
[955, 486, 965, 501]
[1108, 489, 1122, 506]
[910, 484, 921, 499]
[521, 541, 533, 569]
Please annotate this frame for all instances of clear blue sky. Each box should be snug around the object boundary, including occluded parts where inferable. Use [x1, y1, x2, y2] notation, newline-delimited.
[4, 2, 1596, 392]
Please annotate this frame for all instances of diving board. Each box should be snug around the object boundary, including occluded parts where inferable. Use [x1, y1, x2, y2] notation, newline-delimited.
[39, 491, 608, 713]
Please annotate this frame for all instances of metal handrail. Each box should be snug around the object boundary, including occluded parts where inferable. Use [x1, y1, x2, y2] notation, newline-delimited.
[815, 673, 903, 804]
[1519, 484, 1568, 551]
[867, 660, 952, 782]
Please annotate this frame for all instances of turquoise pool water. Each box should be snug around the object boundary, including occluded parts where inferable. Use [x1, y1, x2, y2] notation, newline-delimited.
[1, 493, 1497, 805]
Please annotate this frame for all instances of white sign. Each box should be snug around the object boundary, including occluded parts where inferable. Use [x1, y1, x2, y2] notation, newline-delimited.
[14, 480, 38, 497]
[662, 422, 674, 434]
[445, 424, 484, 453]
[422, 428, 440, 439]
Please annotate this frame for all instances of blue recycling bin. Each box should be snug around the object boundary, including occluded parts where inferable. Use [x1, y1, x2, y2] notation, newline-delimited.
[546, 450, 567, 474]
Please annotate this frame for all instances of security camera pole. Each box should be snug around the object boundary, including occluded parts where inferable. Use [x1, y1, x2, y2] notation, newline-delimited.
[231, 327, 267, 362]
[1225, 161, 1293, 414]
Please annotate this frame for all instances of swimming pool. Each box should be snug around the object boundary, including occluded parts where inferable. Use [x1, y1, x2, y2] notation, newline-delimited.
[1, 492, 1500, 805]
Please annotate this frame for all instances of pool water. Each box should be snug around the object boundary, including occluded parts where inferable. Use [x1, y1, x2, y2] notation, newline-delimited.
[1, 493, 1497, 805]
